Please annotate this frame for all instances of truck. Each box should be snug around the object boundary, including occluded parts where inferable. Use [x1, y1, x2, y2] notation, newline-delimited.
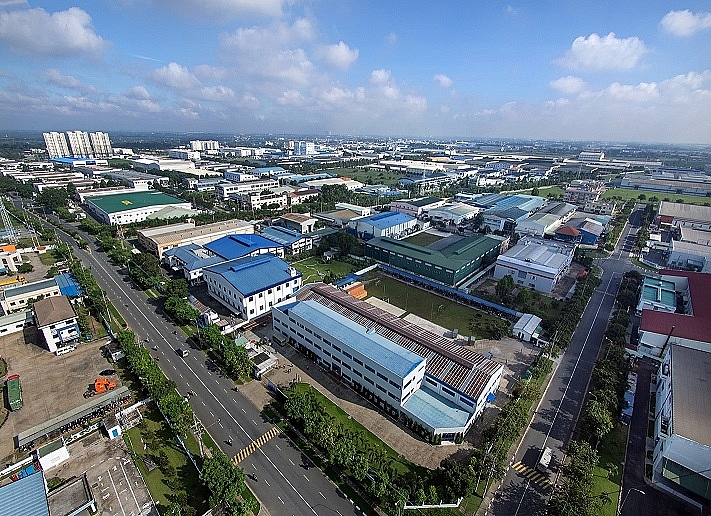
[536, 446, 553, 473]
[83, 377, 117, 398]
[6, 374, 23, 411]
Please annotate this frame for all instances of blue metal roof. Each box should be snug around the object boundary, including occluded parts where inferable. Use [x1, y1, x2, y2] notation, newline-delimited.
[357, 211, 416, 229]
[260, 226, 303, 246]
[204, 234, 282, 260]
[163, 243, 201, 257]
[204, 253, 300, 297]
[401, 386, 472, 430]
[164, 244, 224, 271]
[54, 273, 83, 297]
[0, 470, 50, 516]
[288, 300, 425, 378]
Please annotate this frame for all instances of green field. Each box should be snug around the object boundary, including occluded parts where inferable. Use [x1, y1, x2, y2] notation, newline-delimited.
[517, 185, 565, 198]
[403, 232, 445, 247]
[591, 424, 629, 516]
[323, 166, 405, 186]
[362, 273, 510, 339]
[292, 256, 357, 283]
[602, 187, 711, 205]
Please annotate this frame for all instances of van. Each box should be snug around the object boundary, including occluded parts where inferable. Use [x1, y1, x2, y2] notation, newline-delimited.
[177, 348, 189, 358]
[536, 446, 553, 473]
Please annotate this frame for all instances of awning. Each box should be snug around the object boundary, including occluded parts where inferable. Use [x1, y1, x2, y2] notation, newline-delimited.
[487, 393, 496, 403]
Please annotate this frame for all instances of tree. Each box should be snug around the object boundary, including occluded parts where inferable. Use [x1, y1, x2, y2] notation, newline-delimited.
[581, 399, 613, 443]
[200, 451, 245, 509]
[164, 297, 200, 325]
[223, 341, 253, 379]
[199, 323, 224, 349]
[472, 212, 484, 230]
[495, 274, 515, 303]
[164, 278, 189, 298]
[37, 187, 68, 212]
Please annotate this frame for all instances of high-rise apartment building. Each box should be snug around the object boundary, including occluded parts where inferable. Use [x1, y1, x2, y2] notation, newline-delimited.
[293, 141, 315, 156]
[43, 132, 70, 158]
[90, 131, 113, 157]
[190, 140, 219, 151]
[66, 130, 94, 157]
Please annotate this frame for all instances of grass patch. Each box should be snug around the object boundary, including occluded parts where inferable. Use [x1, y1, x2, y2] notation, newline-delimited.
[292, 256, 356, 284]
[124, 407, 210, 514]
[289, 383, 425, 477]
[602, 188, 711, 205]
[363, 273, 509, 339]
[108, 303, 127, 328]
[591, 424, 629, 516]
[631, 257, 657, 271]
[326, 166, 405, 187]
[516, 185, 566, 198]
[39, 252, 59, 266]
[403, 232, 445, 247]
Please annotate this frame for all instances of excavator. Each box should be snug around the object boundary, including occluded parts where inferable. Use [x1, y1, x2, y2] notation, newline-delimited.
[83, 377, 117, 398]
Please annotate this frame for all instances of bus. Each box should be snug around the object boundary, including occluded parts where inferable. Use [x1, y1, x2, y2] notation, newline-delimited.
[536, 446, 553, 473]
[6, 374, 23, 411]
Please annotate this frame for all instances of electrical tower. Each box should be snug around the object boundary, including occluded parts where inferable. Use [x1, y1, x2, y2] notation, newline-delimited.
[0, 198, 17, 243]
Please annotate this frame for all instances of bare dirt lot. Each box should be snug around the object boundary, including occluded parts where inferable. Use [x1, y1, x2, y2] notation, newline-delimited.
[0, 330, 119, 465]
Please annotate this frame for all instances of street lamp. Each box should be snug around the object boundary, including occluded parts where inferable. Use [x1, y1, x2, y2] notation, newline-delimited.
[618, 488, 645, 515]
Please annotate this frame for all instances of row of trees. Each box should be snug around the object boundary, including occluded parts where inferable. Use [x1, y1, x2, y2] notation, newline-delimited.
[281, 386, 474, 513]
[548, 440, 607, 516]
[603, 201, 635, 251]
[548, 270, 602, 352]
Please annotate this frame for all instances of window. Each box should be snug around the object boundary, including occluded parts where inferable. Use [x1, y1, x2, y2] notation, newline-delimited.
[365, 377, 374, 385]
[388, 392, 398, 400]
[376, 372, 387, 381]
[365, 364, 375, 374]
[333, 357, 341, 364]
[268, 289, 272, 294]
[442, 386, 455, 396]
[376, 384, 386, 393]
[314, 344, 322, 350]
[324, 350, 331, 357]
[343, 363, 351, 370]
[332, 344, 341, 352]
[354, 370, 363, 378]
[460, 398, 474, 407]
[389, 380, 399, 388]
[297, 332, 304, 338]
[305, 338, 313, 344]
[305, 327, 312, 334]
[425, 377, 438, 387]
[343, 351, 352, 359]
[354, 358, 363, 366]
[323, 339, 331, 346]
[259, 292, 263, 297]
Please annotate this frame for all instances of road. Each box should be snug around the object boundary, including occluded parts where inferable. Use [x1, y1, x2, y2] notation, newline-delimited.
[37, 214, 363, 516]
[491, 206, 644, 515]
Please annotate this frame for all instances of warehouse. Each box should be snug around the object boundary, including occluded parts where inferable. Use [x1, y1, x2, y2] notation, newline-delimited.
[347, 211, 418, 240]
[137, 219, 254, 258]
[364, 234, 506, 286]
[84, 191, 194, 225]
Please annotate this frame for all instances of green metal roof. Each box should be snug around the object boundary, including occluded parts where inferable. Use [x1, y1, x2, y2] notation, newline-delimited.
[366, 234, 505, 269]
[407, 196, 443, 207]
[86, 191, 187, 214]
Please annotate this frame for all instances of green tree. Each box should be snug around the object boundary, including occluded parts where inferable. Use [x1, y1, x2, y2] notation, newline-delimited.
[164, 297, 200, 325]
[164, 278, 189, 298]
[199, 323, 224, 349]
[37, 187, 69, 212]
[495, 274, 515, 303]
[200, 451, 245, 509]
[581, 399, 613, 443]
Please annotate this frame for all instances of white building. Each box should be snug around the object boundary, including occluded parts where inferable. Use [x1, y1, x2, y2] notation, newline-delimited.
[512, 313, 543, 344]
[203, 254, 302, 322]
[168, 149, 201, 161]
[652, 344, 711, 504]
[293, 141, 316, 156]
[214, 179, 280, 200]
[0, 278, 61, 314]
[390, 197, 446, 218]
[428, 203, 481, 225]
[493, 237, 575, 294]
[301, 178, 364, 191]
[272, 284, 504, 440]
[66, 130, 94, 158]
[89, 132, 112, 157]
[33, 296, 80, 352]
[190, 140, 219, 151]
[43, 132, 70, 159]
[0, 245, 22, 274]
[237, 191, 289, 211]
[347, 211, 418, 239]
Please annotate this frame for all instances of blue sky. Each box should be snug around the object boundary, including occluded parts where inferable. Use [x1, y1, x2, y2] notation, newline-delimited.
[0, 1, 710, 144]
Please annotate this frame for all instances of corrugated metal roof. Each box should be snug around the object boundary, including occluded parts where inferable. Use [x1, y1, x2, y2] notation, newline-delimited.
[260, 226, 304, 246]
[401, 387, 471, 429]
[204, 234, 281, 260]
[204, 253, 299, 297]
[0, 471, 49, 516]
[289, 300, 425, 378]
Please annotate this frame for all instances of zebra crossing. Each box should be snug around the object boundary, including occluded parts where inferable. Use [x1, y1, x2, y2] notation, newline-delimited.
[511, 461, 553, 489]
[233, 426, 281, 464]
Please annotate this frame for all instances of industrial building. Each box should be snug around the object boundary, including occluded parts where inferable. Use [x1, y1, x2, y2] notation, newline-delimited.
[214, 178, 280, 200]
[34, 296, 80, 352]
[390, 197, 447, 218]
[493, 237, 575, 294]
[162, 244, 224, 283]
[138, 219, 254, 258]
[272, 284, 504, 440]
[84, 191, 194, 225]
[205, 234, 284, 260]
[204, 254, 301, 322]
[260, 226, 313, 255]
[1, 278, 61, 314]
[364, 234, 506, 286]
[347, 211, 418, 239]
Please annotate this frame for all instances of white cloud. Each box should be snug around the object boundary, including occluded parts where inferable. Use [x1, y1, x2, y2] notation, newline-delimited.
[222, 18, 314, 55]
[370, 69, 392, 85]
[42, 69, 96, 93]
[153, 0, 287, 19]
[199, 85, 235, 102]
[506, 5, 518, 15]
[660, 10, 711, 37]
[124, 86, 151, 100]
[151, 62, 200, 90]
[433, 73, 453, 88]
[599, 82, 659, 102]
[0, 7, 106, 57]
[315, 41, 359, 69]
[558, 32, 647, 71]
[386, 32, 397, 45]
[276, 89, 305, 106]
[549, 75, 586, 95]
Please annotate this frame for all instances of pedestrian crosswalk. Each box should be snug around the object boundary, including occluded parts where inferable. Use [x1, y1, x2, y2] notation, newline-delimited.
[233, 426, 281, 464]
[511, 461, 553, 489]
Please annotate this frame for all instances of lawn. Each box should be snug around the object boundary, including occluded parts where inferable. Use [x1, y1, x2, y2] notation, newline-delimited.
[602, 188, 711, 205]
[591, 424, 629, 516]
[471, 279, 564, 325]
[363, 273, 511, 339]
[403, 232, 445, 247]
[325, 166, 405, 187]
[124, 407, 210, 514]
[289, 383, 424, 477]
[292, 256, 357, 283]
[518, 185, 566, 198]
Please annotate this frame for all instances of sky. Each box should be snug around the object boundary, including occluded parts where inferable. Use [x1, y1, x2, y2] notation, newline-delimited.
[0, 1, 710, 144]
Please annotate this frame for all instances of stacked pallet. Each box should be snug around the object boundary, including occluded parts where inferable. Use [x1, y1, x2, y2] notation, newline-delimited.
[345, 281, 367, 299]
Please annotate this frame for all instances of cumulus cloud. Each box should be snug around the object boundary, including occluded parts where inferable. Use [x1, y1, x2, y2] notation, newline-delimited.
[151, 62, 200, 90]
[42, 69, 96, 93]
[558, 32, 647, 71]
[222, 18, 314, 55]
[315, 41, 359, 69]
[370, 69, 392, 85]
[153, 0, 286, 19]
[386, 32, 397, 45]
[433, 73, 453, 88]
[660, 10, 711, 37]
[0, 7, 106, 57]
[549, 75, 587, 95]
[124, 86, 152, 100]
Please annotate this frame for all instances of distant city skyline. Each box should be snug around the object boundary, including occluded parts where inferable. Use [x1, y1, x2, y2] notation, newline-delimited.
[0, 1, 710, 144]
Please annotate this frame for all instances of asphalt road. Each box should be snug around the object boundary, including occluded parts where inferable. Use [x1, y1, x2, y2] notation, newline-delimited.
[491, 206, 644, 515]
[36, 214, 363, 516]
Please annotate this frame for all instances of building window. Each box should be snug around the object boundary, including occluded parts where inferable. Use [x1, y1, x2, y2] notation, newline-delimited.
[365, 364, 376, 374]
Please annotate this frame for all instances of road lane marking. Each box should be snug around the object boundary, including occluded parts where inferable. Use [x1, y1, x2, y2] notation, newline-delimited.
[232, 426, 282, 464]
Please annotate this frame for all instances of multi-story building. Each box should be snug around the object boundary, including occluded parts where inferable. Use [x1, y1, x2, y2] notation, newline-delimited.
[272, 284, 504, 440]
[652, 344, 711, 505]
[0, 278, 61, 314]
[43, 132, 70, 159]
[563, 180, 606, 205]
[293, 141, 316, 156]
[493, 237, 575, 294]
[168, 149, 201, 161]
[390, 197, 446, 218]
[214, 179, 280, 201]
[33, 295, 80, 352]
[89, 132, 112, 157]
[66, 130, 94, 158]
[190, 140, 220, 151]
[237, 191, 289, 211]
[260, 226, 313, 255]
[204, 254, 302, 321]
